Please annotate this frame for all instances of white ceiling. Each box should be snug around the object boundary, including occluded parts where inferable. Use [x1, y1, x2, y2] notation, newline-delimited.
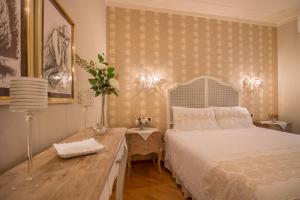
[106, 0, 300, 26]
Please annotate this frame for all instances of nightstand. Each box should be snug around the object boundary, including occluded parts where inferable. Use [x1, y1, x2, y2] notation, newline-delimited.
[125, 128, 163, 176]
[254, 120, 291, 132]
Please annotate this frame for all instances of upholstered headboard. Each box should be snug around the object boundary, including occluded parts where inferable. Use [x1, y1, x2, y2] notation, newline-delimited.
[167, 76, 240, 128]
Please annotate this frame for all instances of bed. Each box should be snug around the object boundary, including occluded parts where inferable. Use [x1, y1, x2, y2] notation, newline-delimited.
[164, 76, 300, 200]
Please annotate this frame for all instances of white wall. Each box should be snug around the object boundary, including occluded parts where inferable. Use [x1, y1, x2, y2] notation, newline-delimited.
[0, 0, 106, 173]
[278, 20, 300, 134]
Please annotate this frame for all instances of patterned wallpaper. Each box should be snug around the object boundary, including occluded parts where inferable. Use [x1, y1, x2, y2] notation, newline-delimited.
[107, 6, 278, 131]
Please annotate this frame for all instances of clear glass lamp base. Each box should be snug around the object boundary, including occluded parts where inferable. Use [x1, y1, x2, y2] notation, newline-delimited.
[98, 125, 107, 134]
[11, 175, 39, 191]
[92, 123, 107, 134]
[10, 112, 39, 191]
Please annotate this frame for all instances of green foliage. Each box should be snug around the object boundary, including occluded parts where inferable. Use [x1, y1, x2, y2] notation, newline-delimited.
[98, 54, 104, 63]
[107, 67, 115, 78]
[88, 69, 97, 76]
[88, 78, 97, 85]
[75, 53, 119, 97]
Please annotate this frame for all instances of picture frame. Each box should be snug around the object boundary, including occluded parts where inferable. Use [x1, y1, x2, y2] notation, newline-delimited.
[0, 0, 33, 105]
[34, 0, 75, 104]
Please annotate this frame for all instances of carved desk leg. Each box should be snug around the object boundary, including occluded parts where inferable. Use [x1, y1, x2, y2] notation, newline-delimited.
[157, 150, 162, 173]
[127, 154, 131, 177]
[157, 133, 163, 173]
[116, 146, 128, 200]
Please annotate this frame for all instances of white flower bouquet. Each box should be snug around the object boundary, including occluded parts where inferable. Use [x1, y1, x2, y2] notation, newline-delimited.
[75, 53, 119, 96]
[135, 116, 150, 129]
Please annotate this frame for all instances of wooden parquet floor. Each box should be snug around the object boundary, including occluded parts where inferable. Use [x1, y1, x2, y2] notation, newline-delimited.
[111, 161, 185, 200]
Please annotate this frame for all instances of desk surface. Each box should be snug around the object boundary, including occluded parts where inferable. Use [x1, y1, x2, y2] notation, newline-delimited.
[0, 127, 126, 200]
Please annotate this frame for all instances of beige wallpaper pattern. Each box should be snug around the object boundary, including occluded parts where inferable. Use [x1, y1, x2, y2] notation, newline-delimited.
[107, 6, 278, 131]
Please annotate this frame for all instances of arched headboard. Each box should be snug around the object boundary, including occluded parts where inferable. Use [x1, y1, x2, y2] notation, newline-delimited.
[166, 76, 240, 128]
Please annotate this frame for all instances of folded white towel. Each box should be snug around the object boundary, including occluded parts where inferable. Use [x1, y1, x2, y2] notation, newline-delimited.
[53, 138, 105, 158]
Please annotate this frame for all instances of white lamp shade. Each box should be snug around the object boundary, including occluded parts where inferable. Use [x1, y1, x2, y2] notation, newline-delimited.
[77, 90, 95, 106]
[10, 77, 48, 112]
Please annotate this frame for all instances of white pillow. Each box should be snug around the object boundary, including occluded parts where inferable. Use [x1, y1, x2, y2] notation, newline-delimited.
[172, 106, 219, 131]
[213, 106, 254, 129]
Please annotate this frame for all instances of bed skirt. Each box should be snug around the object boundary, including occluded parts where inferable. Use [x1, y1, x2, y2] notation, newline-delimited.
[164, 160, 195, 199]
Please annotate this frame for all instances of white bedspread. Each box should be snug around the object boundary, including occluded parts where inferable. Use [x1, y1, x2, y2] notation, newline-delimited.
[164, 127, 300, 200]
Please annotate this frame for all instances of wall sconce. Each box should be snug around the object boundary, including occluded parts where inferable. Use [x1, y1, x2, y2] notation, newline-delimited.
[138, 73, 161, 89]
[243, 77, 263, 92]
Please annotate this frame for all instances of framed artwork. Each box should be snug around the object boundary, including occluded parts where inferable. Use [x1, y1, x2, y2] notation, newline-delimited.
[0, 0, 31, 104]
[35, 0, 75, 103]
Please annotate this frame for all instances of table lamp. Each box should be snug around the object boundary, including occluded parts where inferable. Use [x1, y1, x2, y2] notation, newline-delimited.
[9, 77, 48, 189]
[77, 90, 95, 128]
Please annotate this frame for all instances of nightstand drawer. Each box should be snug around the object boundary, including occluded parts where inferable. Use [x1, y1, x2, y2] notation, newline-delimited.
[125, 129, 163, 176]
[126, 132, 161, 155]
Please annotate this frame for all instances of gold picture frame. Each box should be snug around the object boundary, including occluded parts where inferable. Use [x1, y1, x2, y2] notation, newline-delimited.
[0, 0, 34, 105]
[34, 0, 75, 104]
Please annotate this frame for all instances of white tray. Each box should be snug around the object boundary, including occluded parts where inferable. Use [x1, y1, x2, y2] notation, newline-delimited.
[53, 138, 105, 158]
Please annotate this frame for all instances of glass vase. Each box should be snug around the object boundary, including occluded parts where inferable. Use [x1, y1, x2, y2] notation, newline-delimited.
[98, 94, 107, 133]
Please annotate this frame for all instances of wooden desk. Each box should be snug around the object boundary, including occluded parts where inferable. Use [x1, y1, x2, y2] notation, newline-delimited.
[0, 128, 127, 200]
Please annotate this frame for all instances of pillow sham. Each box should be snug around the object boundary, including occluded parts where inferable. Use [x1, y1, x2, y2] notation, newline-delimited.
[213, 106, 254, 129]
[172, 106, 219, 131]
